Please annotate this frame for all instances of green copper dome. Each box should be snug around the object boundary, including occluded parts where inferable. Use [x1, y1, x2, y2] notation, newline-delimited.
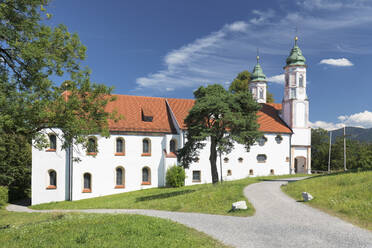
[286, 37, 306, 66]
[251, 56, 267, 82]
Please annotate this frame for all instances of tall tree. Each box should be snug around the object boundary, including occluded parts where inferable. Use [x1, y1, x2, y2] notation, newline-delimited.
[178, 84, 261, 183]
[0, 0, 118, 149]
[0, 0, 119, 197]
[228, 70, 274, 103]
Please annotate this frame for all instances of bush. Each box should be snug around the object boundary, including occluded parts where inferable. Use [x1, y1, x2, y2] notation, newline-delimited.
[166, 165, 185, 187]
[0, 186, 8, 207]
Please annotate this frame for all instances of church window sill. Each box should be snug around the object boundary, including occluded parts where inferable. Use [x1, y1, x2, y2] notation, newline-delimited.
[115, 152, 125, 156]
[82, 189, 92, 193]
[46, 185, 56, 190]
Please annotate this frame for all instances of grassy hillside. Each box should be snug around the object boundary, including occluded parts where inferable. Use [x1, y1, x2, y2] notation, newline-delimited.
[32, 174, 307, 216]
[282, 171, 372, 230]
[0, 209, 228, 248]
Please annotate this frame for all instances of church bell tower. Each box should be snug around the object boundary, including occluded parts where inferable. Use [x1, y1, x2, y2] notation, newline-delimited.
[249, 55, 267, 103]
[282, 37, 311, 174]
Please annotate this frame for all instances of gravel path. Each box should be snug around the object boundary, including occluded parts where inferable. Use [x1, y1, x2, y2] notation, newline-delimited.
[6, 178, 372, 248]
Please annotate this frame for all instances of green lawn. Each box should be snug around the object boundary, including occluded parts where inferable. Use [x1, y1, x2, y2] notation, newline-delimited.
[32, 174, 306, 216]
[282, 170, 372, 231]
[0, 208, 229, 248]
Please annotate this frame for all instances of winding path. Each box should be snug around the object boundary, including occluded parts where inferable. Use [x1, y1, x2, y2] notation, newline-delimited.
[7, 178, 372, 248]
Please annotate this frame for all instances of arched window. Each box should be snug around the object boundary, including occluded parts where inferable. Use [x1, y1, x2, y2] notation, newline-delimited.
[83, 173, 92, 192]
[224, 157, 229, 163]
[249, 169, 254, 175]
[142, 167, 151, 185]
[49, 134, 57, 150]
[270, 169, 275, 175]
[227, 170, 232, 176]
[142, 138, 151, 155]
[299, 74, 304, 88]
[47, 170, 57, 189]
[87, 137, 97, 154]
[170, 139, 176, 153]
[259, 88, 264, 99]
[238, 157, 243, 163]
[116, 138, 125, 154]
[257, 154, 267, 163]
[115, 167, 125, 188]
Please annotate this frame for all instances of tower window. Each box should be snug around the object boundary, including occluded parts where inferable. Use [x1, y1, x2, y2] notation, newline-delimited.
[290, 88, 296, 99]
[224, 157, 229, 163]
[259, 88, 264, 99]
[238, 157, 243, 163]
[299, 74, 304, 88]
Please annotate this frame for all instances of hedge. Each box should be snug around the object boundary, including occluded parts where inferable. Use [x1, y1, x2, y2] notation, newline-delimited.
[0, 186, 8, 206]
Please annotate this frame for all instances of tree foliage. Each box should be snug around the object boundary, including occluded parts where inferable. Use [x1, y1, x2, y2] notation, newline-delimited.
[311, 128, 372, 171]
[228, 70, 274, 103]
[166, 165, 186, 188]
[0, 0, 118, 149]
[178, 84, 261, 183]
[0, 1, 119, 195]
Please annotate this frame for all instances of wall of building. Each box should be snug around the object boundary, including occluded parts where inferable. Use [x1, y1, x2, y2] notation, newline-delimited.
[32, 129, 67, 205]
[32, 130, 292, 205]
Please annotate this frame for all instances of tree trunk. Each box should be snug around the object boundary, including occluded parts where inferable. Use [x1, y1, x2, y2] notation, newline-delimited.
[209, 137, 219, 184]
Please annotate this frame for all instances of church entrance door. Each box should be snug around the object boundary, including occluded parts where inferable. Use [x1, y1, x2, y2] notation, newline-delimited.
[294, 157, 306, 174]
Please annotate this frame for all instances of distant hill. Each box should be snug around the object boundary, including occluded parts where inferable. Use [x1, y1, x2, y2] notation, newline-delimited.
[329, 127, 372, 143]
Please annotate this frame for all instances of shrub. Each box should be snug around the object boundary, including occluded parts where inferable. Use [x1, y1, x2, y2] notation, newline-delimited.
[166, 165, 185, 187]
[0, 186, 8, 207]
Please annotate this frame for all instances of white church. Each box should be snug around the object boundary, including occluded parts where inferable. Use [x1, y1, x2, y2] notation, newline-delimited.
[32, 37, 311, 205]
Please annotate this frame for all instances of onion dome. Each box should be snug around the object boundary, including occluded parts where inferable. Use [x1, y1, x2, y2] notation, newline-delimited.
[286, 36, 306, 66]
[251, 56, 267, 82]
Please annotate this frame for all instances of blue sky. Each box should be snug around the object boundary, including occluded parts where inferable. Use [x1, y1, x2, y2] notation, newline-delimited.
[47, 0, 372, 130]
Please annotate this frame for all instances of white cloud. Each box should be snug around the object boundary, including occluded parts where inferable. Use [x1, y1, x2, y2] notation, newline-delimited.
[310, 121, 344, 131]
[338, 111, 372, 128]
[319, 58, 353, 67]
[135, 3, 372, 93]
[249, 9, 275, 25]
[225, 21, 249, 32]
[267, 74, 284, 84]
[311, 111, 372, 130]
[165, 87, 174, 92]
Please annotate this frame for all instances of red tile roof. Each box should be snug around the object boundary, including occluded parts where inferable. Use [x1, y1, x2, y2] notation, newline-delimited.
[105, 94, 292, 134]
[106, 95, 176, 133]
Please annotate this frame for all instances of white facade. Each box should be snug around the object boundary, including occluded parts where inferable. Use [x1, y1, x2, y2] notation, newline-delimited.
[31, 38, 311, 205]
[32, 129, 291, 205]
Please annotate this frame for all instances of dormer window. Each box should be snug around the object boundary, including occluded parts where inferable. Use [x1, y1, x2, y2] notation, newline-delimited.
[141, 107, 153, 122]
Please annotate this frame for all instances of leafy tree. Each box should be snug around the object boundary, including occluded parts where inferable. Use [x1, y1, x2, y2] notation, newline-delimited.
[228, 70, 274, 103]
[0, 133, 31, 200]
[178, 84, 261, 183]
[0, 1, 119, 196]
[311, 128, 372, 172]
[311, 128, 329, 171]
[229, 70, 251, 94]
[0, 1, 118, 148]
[166, 165, 185, 187]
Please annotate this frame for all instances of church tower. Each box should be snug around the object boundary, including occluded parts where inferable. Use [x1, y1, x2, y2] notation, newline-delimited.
[282, 37, 311, 174]
[249, 55, 267, 103]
